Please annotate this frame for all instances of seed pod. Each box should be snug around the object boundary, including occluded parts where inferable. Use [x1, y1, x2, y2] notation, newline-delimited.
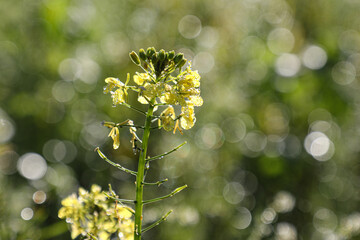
[146, 47, 156, 58]
[168, 50, 175, 60]
[129, 51, 140, 65]
[174, 53, 184, 64]
[158, 49, 166, 61]
[139, 49, 147, 61]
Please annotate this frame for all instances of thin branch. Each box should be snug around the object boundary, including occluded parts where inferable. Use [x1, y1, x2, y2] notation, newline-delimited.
[95, 147, 137, 176]
[87, 233, 98, 240]
[141, 210, 173, 233]
[104, 192, 136, 205]
[142, 185, 188, 205]
[122, 103, 148, 116]
[143, 178, 168, 186]
[146, 141, 187, 162]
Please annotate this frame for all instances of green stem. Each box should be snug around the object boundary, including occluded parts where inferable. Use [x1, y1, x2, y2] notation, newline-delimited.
[134, 101, 155, 240]
[146, 141, 187, 162]
[142, 185, 187, 205]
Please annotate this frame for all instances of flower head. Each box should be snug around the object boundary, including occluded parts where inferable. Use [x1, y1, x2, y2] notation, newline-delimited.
[58, 185, 134, 240]
[103, 49, 203, 133]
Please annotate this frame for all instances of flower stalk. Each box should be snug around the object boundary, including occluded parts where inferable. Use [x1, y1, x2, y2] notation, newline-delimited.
[134, 101, 155, 239]
[58, 48, 203, 240]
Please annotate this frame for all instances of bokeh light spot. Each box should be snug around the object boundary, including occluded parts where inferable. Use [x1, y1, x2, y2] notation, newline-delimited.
[313, 208, 338, 233]
[302, 45, 327, 70]
[52, 81, 75, 102]
[275, 53, 301, 77]
[267, 28, 295, 54]
[20, 208, 34, 221]
[223, 182, 245, 204]
[332, 61, 356, 85]
[232, 207, 252, 229]
[33, 190, 47, 204]
[304, 132, 334, 161]
[178, 15, 202, 39]
[193, 52, 215, 73]
[18, 153, 47, 180]
[0, 118, 15, 144]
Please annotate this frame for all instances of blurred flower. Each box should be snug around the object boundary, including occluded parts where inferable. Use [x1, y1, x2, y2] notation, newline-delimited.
[58, 185, 134, 240]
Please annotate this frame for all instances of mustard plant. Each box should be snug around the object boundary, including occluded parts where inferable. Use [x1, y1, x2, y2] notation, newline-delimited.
[59, 48, 203, 240]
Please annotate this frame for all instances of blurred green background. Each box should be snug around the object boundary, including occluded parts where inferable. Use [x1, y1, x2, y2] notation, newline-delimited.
[1, 0, 360, 239]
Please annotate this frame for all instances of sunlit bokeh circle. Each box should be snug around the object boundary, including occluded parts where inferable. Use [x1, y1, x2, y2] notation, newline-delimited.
[304, 132, 334, 161]
[275, 222, 297, 240]
[313, 208, 338, 233]
[0, 118, 15, 144]
[267, 28, 295, 54]
[33, 190, 47, 204]
[178, 15, 202, 39]
[302, 45, 327, 70]
[17, 153, 47, 180]
[223, 182, 245, 204]
[332, 61, 356, 85]
[275, 53, 301, 77]
[52, 81, 76, 103]
[261, 207, 277, 224]
[21, 208, 34, 221]
[232, 207, 252, 230]
[221, 117, 247, 143]
[193, 52, 215, 73]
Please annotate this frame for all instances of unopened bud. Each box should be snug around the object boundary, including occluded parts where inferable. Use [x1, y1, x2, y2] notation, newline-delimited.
[151, 52, 158, 64]
[129, 51, 140, 65]
[143, 62, 149, 70]
[168, 50, 175, 60]
[139, 49, 147, 61]
[177, 59, 187, 69]
[174, 53, 184, 64]
[146, 47, 156, 58]
[158, 49, 166, 61]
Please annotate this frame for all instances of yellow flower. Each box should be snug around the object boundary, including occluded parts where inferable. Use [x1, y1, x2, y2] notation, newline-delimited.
[133, 73, 151, 86]
[159, 106, 176, 131]
[108, 127, 120, 149]
[189, 95, 203, 106]
[58, 185, 135, 240]
[112, 88, 128, 105]
[104, 77, 124, 93]
[104, 76, 129, 105]
[180, 105, 196, 130]
[137, 82, 159, 104]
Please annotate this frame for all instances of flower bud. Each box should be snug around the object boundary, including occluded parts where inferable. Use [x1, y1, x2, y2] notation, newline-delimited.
[139, 48, 147, 61]
[158, 49, 166, 61]
[146, 47, 156, 58]
[174, 53, 184, 64]
[177, 59, 187, 69]
[168, 50, 175, 60]
[129, 51, 140, 65]
[151, 52, 158, 64]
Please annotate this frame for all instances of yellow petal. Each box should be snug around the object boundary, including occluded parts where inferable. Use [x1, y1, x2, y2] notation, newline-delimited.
[189, 95, 203, 106]
[180, 105, 196, 130]
[133, 75, 144, 85]
[109, 127, 120, 149]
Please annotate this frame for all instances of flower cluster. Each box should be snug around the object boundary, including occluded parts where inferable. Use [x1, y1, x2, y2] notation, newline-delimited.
[103, 48, 203, 138]
[58, 185, 134, 240]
